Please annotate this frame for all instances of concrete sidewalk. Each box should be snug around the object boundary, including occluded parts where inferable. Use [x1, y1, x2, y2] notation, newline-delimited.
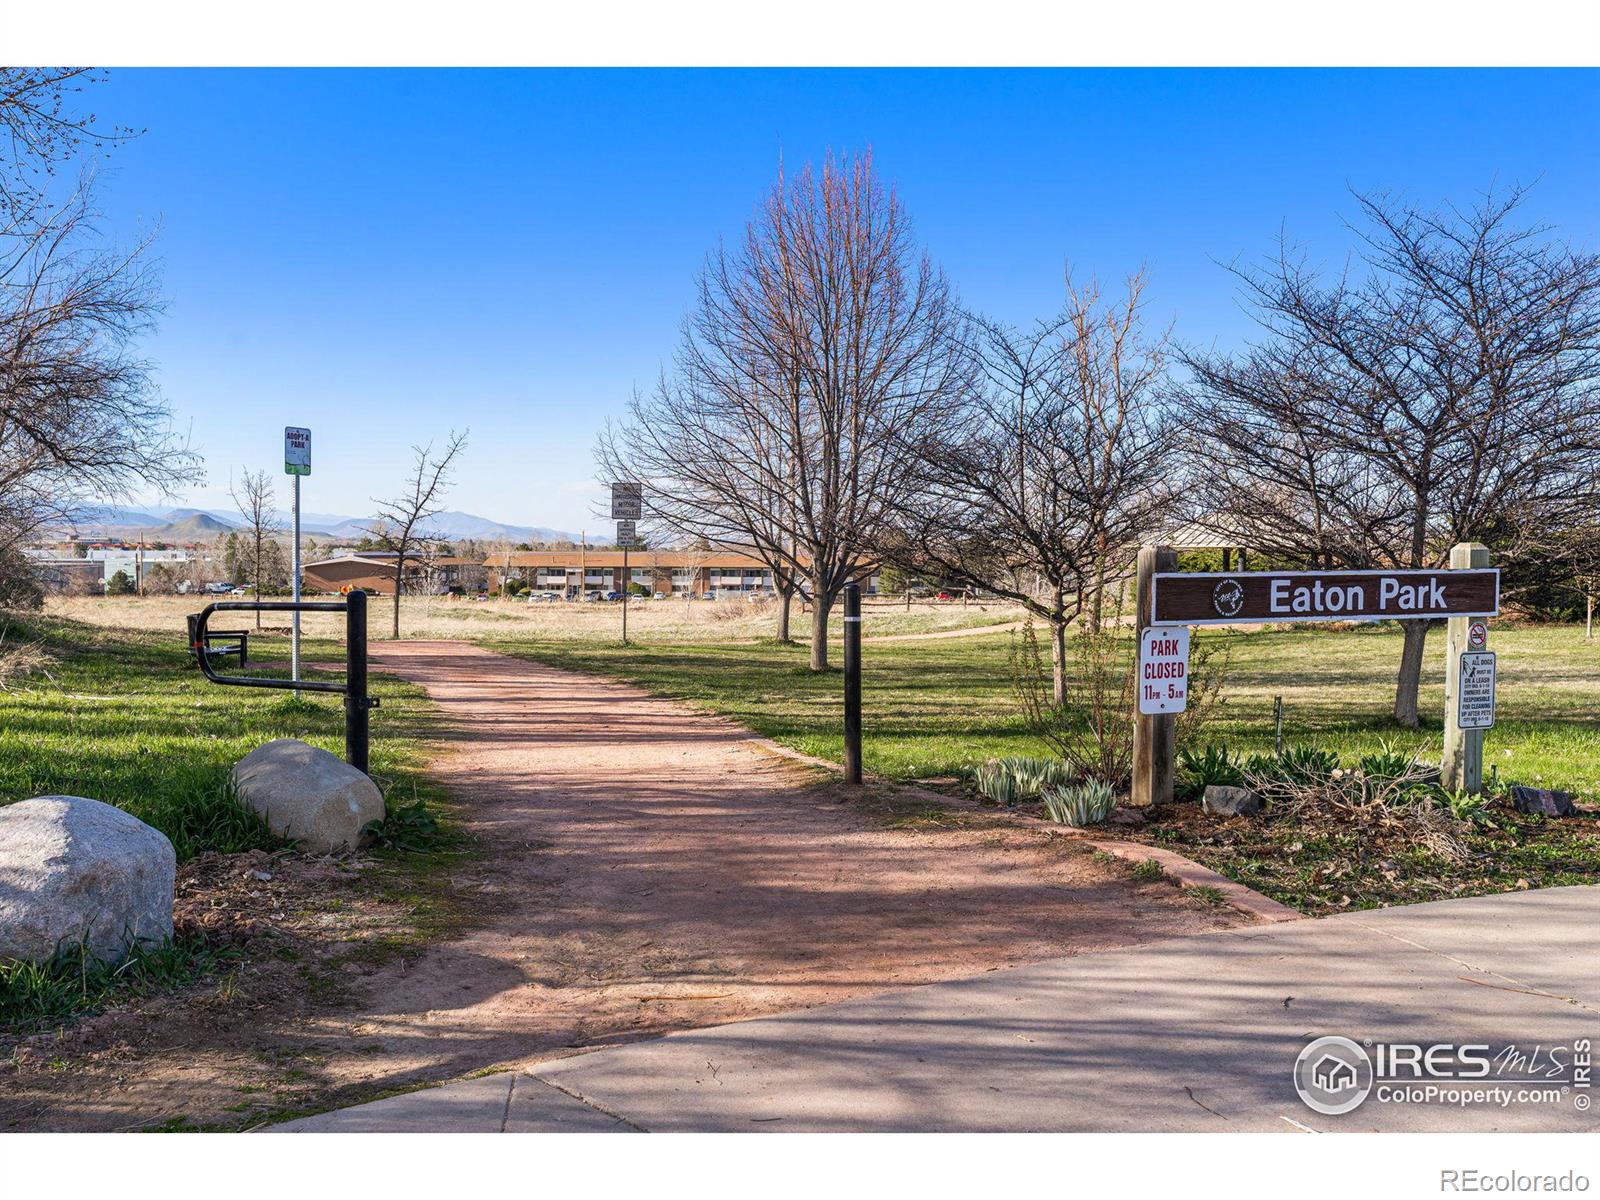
[274, 886, 1600, 1133]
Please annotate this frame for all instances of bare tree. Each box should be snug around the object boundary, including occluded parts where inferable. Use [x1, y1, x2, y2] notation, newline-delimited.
[600, 152, 967, 669]
[0, 68, 134, 221]
[370, 431, 467, 639]
[229, 469, 280, 629]
[881, 273, 1176, 704]
[0, 70, 191, 598]
[1177, 188, 1600, 726]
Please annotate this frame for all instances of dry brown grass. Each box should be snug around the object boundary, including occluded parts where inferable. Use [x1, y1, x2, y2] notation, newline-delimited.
[0, 622, 53, 690]
[45, 593, 1027, 646]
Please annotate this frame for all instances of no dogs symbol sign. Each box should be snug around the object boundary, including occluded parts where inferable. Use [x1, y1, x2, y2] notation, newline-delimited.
[1138, 626, 1190, 715]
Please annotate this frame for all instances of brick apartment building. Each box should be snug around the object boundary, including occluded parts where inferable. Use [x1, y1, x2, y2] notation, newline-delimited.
[483, 549, 782, 598]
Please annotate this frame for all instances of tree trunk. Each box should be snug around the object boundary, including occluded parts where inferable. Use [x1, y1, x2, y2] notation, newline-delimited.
[1392, 618, 1430, 728]
[1050, 617, 1068, 707]
[1587, 594, 1594, 641]
[809, 574, 831, 671]
[777, 586, 793, 643]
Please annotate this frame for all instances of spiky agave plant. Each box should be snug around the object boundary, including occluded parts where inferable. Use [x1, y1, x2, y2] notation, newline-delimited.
[1039, 779, 1118, 827]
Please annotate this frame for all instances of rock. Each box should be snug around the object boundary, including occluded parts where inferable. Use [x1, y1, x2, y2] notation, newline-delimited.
[1202, 785, 1263, 817]
[1106, 806, 1147, 827]
[1509, 786, 1577, 818]
[0, 796, 175, 965]
[231, 739, 384, 853]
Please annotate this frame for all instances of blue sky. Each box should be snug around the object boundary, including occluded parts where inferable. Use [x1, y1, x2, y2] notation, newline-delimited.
[91, 68, 1600, 534]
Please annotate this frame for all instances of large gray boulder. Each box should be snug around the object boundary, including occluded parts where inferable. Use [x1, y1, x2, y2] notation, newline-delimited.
[1509, 786, 1577, 818]
[231, 739, 384, 853]
[1203, 785, 1263, 817]
[0, 796, 175, 965]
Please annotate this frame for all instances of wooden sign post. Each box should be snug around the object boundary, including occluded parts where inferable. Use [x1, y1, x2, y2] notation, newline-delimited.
[1442, 542, 1492, 794]
[1131, 544, 1177, 808]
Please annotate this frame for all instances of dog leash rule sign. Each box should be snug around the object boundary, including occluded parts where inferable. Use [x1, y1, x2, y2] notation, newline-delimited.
[1138, 626, 1190, 715]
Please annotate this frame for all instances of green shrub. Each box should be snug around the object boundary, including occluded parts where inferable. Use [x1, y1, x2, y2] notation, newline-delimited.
[1357, 738, 1426, 782]
[973, 756, 1074, 806]
[362, 788, 445, 852]
[1442, 788, 1495, 827]
[1177, 743, 1244, 800]
[974, 760, 1021, 806]
[1040, 778, 1117, 827]
[1244, 745, 1339, 791]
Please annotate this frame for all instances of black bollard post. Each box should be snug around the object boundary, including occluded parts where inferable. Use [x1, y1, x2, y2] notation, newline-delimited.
[345, 589, 370, 774]
[843, 582, 862, 785]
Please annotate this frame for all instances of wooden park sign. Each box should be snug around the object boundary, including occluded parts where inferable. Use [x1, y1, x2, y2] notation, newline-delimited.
[1150, 567, 1499, 627]
[1131, 546, 1499, 811]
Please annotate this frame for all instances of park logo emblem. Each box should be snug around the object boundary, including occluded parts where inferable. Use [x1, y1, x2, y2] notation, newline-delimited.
[1211, 577, 1245, 618]
[1294, 1036, 1375, 1115]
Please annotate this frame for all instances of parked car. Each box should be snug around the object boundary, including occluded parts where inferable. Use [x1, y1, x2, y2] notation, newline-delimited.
[652, 591, 666, 600]
[603, 591, 624, 602]
[936, 591, 953, 601]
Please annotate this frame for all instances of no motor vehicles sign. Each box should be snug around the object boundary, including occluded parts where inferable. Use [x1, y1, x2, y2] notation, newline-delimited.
[1138, 626, 1189, 715]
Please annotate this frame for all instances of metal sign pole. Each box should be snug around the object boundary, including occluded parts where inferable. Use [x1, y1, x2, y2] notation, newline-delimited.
[622, 542, 629, 646]
[291, 472, 302, 699]
[284, 425, 311, 700]
[345, 589, 369, 774]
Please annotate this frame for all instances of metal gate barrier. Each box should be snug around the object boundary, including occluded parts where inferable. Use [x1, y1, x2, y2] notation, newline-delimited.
[187, 589, 377, 773]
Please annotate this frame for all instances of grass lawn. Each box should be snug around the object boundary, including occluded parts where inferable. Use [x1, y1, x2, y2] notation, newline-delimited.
[491, 620, 1600, 795]
[0, 612, 456, 1031]
[0, 614, 443, 849]
[492, 619, 1600, 915]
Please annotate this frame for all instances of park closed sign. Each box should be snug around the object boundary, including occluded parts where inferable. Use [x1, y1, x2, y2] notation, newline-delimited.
[1151, 568, 1499, 627]
[1138, 626, 1189, 715]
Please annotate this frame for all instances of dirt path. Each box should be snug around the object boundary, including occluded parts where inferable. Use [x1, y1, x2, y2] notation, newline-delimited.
[320, 643, 1248, 1072]
[3, 642, 1248, 1129]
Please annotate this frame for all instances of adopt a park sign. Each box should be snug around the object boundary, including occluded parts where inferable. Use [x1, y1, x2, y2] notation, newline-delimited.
[284, 426, 311, 476]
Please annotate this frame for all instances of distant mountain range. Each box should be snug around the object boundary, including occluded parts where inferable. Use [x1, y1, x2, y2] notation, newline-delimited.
[54, 504, 576, 545]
